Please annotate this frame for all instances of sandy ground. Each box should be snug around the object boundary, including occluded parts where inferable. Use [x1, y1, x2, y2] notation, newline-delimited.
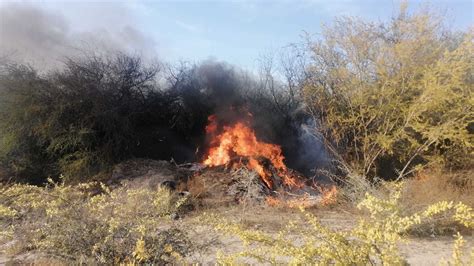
[179, 206, 473, 265]
[1, 206, 472, 265]
[400, 237, 473, 265]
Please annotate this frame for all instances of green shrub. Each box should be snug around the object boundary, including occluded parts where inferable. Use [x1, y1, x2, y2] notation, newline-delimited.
[206, 182, 473, 265]
[0, 55, 161, 183]
[0, 180, 192, 264]
[303, 4, 473, 178]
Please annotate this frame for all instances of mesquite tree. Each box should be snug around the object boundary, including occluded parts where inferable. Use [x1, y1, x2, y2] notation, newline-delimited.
[303, 4, 473, 179]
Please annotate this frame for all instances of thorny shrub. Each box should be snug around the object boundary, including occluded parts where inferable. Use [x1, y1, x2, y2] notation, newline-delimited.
[0, 178, 192, 264]
[205, 182, 473, 265]
[304, 4, 474, 178]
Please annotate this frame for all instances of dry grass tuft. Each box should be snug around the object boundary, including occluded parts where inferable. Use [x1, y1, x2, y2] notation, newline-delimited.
[400, 167, 474, 236]
[401, 168, 473, 210]
[204, 182, 473, 265]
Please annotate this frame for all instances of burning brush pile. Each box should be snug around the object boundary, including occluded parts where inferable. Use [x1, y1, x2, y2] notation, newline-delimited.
[189, 113, 338, 207]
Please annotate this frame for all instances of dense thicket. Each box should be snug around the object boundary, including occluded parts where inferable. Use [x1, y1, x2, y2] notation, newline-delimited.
[0, 55, 160, 182]
[303, 7, 473, 180]
[1, 5, 471, 185]
[0, 53, 309, 183]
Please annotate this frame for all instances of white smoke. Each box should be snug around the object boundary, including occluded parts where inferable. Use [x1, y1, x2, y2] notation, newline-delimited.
[0, 3, 158, 70]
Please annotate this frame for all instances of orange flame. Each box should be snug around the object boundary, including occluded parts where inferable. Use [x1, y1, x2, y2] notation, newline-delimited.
[265, 194, 320, 208]
[319, 185, 338, 206]
[202, 115, 302, 189]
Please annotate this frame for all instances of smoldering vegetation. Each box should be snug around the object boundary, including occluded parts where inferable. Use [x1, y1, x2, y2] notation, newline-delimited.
[0, 51, 326, 184]
[0, 2, 471, 191]
[0, 4, 327, 184]
[0, 4, 473, 264]
[0, 3, 322, 183]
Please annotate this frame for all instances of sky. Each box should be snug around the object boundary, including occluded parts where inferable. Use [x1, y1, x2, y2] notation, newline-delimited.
[0, 0, 473, 70]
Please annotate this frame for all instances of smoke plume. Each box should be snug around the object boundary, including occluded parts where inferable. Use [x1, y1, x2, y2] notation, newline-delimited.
[0, 3, 328, 178]
[0, 3, 157, 69]
[174, 60, 328, 176]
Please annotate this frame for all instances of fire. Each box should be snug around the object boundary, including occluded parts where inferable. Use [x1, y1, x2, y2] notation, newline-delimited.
[266, 186, 338, 208]
[201, 113, 339, 207]
[319, 185, 338, 206]
[265, 195, 317, 208]
[202, 114, 302, 189]
[265, 196, 281, 207]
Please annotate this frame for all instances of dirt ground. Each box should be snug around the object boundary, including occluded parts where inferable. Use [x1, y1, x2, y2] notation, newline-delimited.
[0, 160, 472, 265]
[176, 205, 473, 265]
[0, 205, 472, 265]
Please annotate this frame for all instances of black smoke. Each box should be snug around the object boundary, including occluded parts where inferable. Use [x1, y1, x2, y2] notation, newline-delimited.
[0, 3, 328, 181]
[166, 60, 329, 177]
